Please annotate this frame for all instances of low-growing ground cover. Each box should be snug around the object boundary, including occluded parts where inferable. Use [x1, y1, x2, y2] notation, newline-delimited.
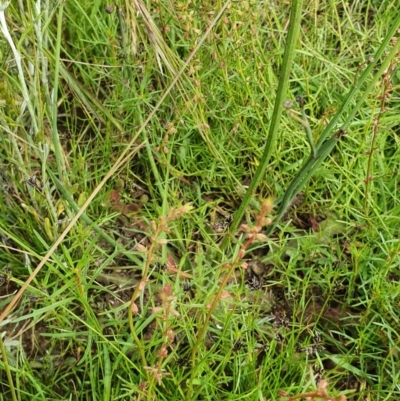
[0, 0, 399, 400]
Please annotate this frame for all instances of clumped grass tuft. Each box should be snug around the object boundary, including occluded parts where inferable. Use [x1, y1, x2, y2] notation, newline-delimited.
[0, 0, 399, 400]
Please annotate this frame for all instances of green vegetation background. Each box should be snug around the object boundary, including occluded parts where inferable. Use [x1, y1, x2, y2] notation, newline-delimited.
[0, 0, 399, 400]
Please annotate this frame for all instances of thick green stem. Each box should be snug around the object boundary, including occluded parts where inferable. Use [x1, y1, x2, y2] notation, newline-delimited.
[221, 0, 304, 251]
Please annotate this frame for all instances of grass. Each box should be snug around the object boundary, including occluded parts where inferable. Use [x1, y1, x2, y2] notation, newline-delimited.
[0, 0, 399, 400]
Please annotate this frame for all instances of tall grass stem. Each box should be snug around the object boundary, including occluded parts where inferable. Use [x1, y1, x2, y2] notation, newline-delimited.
[221, 0, 304, 250]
